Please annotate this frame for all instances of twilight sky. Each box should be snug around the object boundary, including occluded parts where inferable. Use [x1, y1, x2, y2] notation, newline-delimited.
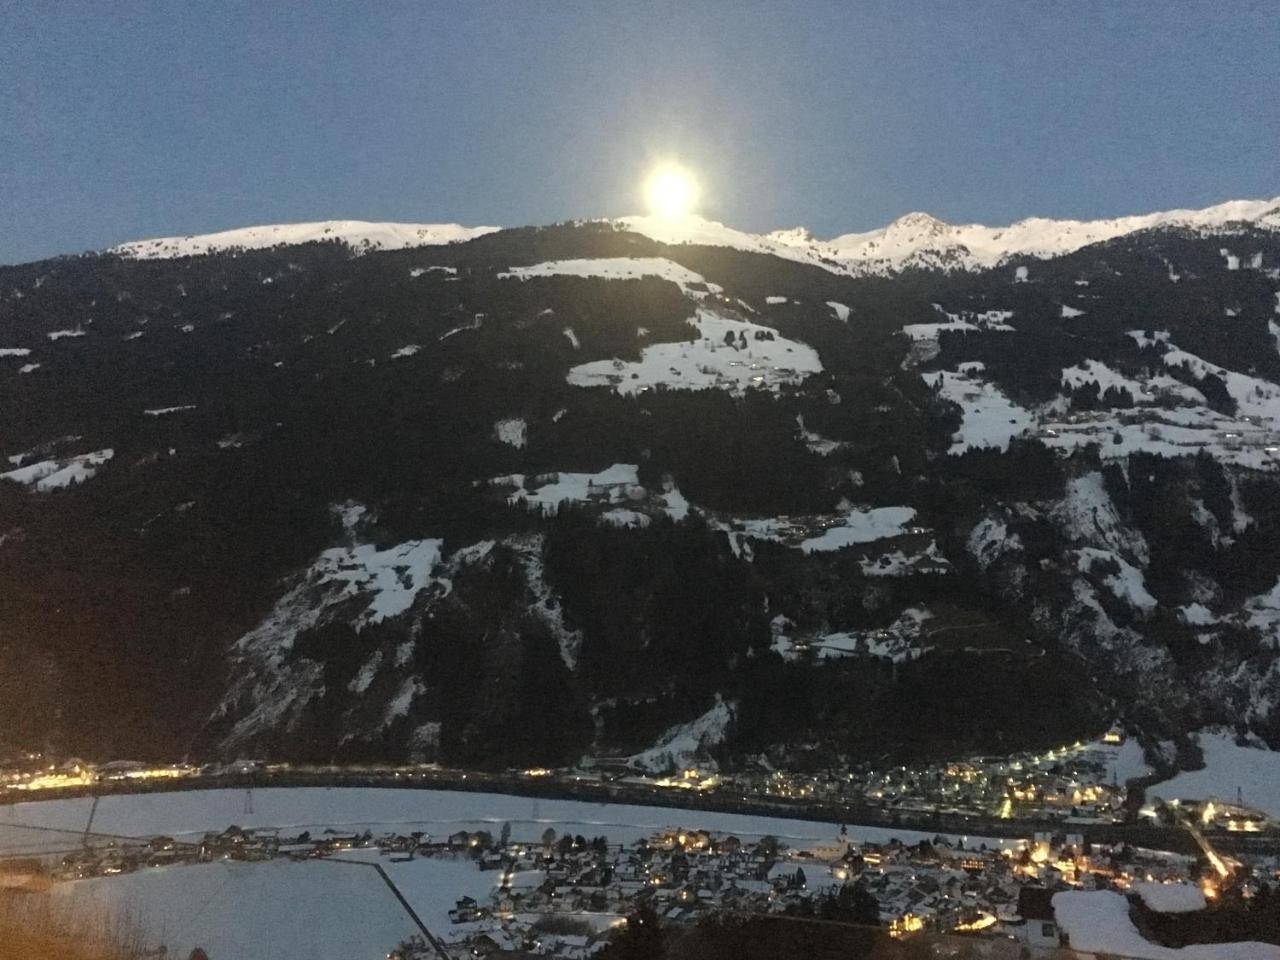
[2, 0, 1277, 264]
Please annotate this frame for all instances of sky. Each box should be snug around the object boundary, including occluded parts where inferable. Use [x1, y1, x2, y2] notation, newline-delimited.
[2, 0, 1277, 264]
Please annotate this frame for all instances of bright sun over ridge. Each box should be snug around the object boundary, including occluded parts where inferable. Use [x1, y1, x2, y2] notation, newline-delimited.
[644, 164, 698, 219]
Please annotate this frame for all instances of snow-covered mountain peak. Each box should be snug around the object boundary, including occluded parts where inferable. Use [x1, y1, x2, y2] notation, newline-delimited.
[764, 226, 819, 247]
[110, 220, 501, 260]
[885, 211, 951, 235]
[105, 196, 1280, 274]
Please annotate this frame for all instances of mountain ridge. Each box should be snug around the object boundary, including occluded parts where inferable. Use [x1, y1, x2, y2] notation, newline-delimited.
[95, 195, 1280, 277]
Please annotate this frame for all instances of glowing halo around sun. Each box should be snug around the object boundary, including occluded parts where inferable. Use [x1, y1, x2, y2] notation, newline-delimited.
[644, 164, 699, 219]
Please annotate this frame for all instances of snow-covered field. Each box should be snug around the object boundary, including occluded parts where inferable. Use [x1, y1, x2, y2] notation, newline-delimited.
[1087, 737, 1154, 786]
[2, 783, 1016, 959]
[54, 854, 492, 960]
[1130, 881, 1207, 914]
[567, 308, 821, 396]
[8, 782, 1014, 960]
[926, 369, 1034, 453]
[498, 257, 719, 297]
[0, 787, 1011, 860]
[1148, 730, 1280, 817]
[1053, 889, 1280, 959]
[0, 448, 114, 491]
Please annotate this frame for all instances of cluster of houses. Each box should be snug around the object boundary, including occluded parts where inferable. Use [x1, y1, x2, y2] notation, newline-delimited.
[721, 735, 1135, 824]
[388, 821, 1280, 959]
[9, 792, 1278, 960]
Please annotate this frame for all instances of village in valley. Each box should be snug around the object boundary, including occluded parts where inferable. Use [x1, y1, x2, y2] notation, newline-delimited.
[3, 727, 1280, 959]
[10, 797, 1279, 959]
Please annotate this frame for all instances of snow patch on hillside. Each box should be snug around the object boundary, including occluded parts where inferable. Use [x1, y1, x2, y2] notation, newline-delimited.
[802, 608, 935, 663]
[1077, 547, 1157, 613]
[498, 464, 642, 516]
[798, 506, 917, 553]
[927, 369, 1033, 453]
[144, 405, 196, 417]
[1054, 889, 1280, 959]
[112, 221, 499, 259]
[826, 301, 850, 321]
[1130, 882, 1206, 914]
[967, 515, 1023, 571]
[507, 533, 582, 670]
[1150, 730, 1280, 818]
[626, 698, 734, 774]
[614, 216, 860, 276]
[499, 257, 721, 298]
[567, 308, 821, 396]
[795, 415, 850, 456]
[493, 418, 527, 449]
[0, 448, 114, 491]
[859, 542, 951, 577]
[1244, 578, 1280, 647]
[216, 527, 449, 744]
[1053, 473, 1149, 565]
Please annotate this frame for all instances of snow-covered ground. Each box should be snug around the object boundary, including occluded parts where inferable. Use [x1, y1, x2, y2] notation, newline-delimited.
[1053, 889, 1280, 959]
[499, 257, 721, 297]
[110, 221, 499, 259]
[0, 787, 1012, 860]
[143, 405, 196, 417]
[903, 305, 1015, 341]
[1083, 736, 1154, 786]
[1148, 730, 1280, 817]
[625, 699, 734, 773]
[0, 785, 1022, 960]
[567, 308, 821, 396]
[54, 855, 492, 960]
[1076, 547, 1158, 613]
[0, 448, 114, 491]
[790, 607, 934, 663]
[496, 464, 643, 516]
[713, 504, 924, 558]
[927, 369, 1034, 453]
[493, 417, 528, 448]
[611, 216, 863, 276]
[1130, 881, 1207, 914]
[798, 506, 918, 553]
[215, 529, 454, 745]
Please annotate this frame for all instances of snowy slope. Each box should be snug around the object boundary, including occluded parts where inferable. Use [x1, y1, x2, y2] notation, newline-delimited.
[107, 196, 1279, 270]
[822, 197, 1280, 273]
[1149, 730, 1280, 817]
[1054, 890, 1280, 959]
[499, 256, 720, 296]
[111, 220, 499, 259]
[567, 308, 821, 396]
[614, 216, 857, 275]
[617, 197, 1280, 276]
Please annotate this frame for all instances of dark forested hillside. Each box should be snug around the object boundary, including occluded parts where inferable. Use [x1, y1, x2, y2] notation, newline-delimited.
[2, 219, 1280, 770]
